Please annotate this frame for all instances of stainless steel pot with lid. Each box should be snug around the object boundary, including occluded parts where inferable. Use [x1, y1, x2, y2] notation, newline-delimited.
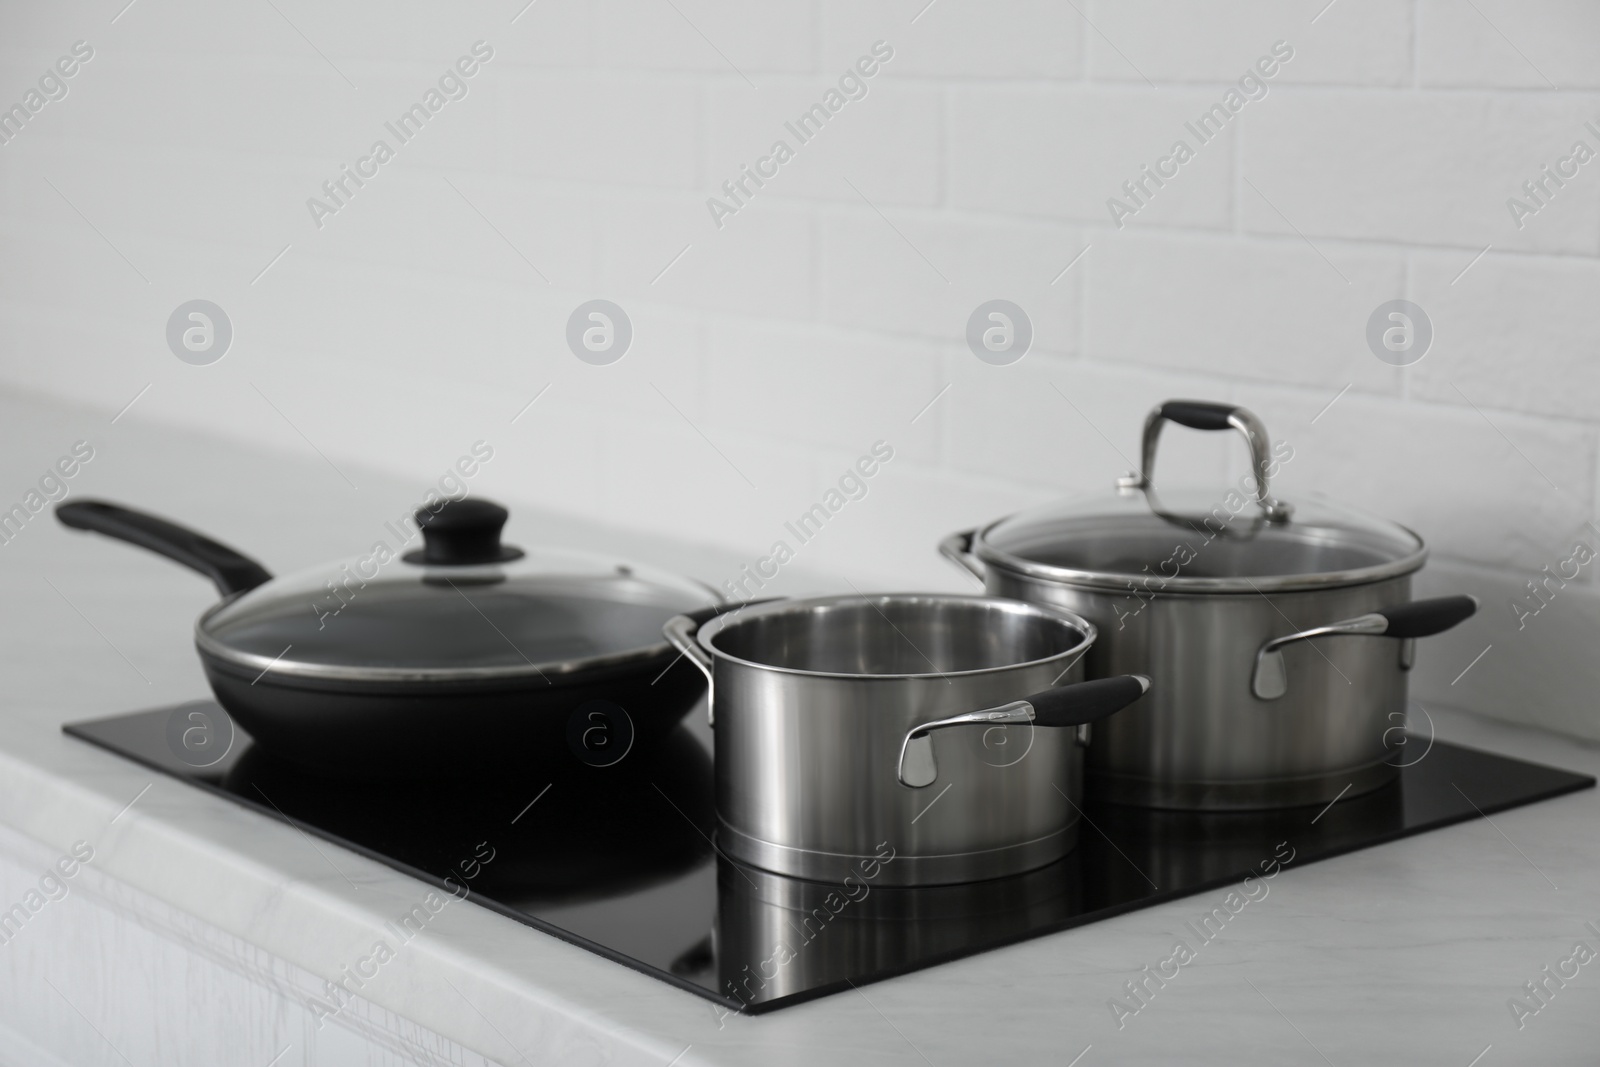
[664, 594, 1150, 885]
[941, 400, 1477, 810]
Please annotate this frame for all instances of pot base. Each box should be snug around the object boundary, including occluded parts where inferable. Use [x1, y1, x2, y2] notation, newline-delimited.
[1088, 755, 1399, 811]
[716, 818, 1079, 887]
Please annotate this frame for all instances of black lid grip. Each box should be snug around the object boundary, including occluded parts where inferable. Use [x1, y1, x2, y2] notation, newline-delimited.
[1159, 400, 1239, 432]
[409, 498, 523, 565]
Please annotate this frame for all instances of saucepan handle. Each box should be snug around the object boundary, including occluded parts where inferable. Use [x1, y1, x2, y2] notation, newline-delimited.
[1119, 400, 1293, 523]
[1251, 595, 1479, 700]
[55, 499, 273, 598]
[662, 599, 783, 727]
[897, 675, 1150, 789]
[937, 529, 988, 583]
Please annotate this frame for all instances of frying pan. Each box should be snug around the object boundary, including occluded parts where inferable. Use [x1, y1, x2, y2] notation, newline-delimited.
[57, 497, 720, 775]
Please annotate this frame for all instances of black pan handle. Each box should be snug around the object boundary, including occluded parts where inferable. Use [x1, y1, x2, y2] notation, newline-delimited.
[56, 500, 272, 598]
[1159, 400, 1238, 432]
[1023, 674, 1151, 728]
[1374, 595, 1479, 639]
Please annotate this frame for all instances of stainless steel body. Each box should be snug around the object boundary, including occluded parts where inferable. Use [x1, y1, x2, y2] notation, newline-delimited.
[980, 566, 1411, 808]
[665, 595, 1103, 886]
[941, 400, 1476, 811]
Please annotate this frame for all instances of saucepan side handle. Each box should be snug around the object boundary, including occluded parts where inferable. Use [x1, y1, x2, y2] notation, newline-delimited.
[937, 529, 988, 583]
[897, 675, 1150, 789]
[662, 599, 782, 727]
[1251, 595, 1479, 700]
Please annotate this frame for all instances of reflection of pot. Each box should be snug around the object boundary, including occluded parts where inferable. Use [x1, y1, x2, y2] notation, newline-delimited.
[942, 400, 1477, 810]
[712, 857, 1080, 1008]
[1080, 779, 1407, 903]
[222, 722, 714, 903]
[56, 498, 718, 774]
[666, 595, 1149, 886]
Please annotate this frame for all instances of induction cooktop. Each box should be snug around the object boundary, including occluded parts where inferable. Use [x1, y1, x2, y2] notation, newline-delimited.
[64, 702, 1594, 1014]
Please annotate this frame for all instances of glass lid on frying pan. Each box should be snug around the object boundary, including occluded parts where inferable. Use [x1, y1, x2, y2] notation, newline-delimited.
[972, 400, 1426, 595]
[198, 499, 719, 681]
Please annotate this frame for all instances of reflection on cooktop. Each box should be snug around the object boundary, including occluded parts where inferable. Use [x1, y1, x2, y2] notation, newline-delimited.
[64, 701, 1594, 1013]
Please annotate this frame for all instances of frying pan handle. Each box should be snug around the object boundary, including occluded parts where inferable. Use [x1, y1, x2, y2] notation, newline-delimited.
[662, 598, 783, 728]
[1118, 400, 1293, 523]
[897, 675, 1150, 789]
[1251, 595, 1479, 700]
[937, 529, 987, 584]
[55, 499, 273, 598]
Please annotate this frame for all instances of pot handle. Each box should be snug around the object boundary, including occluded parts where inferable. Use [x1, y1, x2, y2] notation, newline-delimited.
[662, 599, 782, 727]
[1251, 595, 1479, 700]
[1118, 400, 1293, 523]
[937, 529, 988, 583]
[56, 499, 273, 598]
[897, 675, 1150, 789]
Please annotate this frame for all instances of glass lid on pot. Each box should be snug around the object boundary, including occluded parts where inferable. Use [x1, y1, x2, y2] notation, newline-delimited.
[972, 401, 1426, 594]
[197, 499, 719, 681]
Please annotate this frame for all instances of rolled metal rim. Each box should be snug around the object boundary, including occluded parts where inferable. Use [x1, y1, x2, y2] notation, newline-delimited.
[692, 592, 1096, 681]
[969, 516, 1429, 595]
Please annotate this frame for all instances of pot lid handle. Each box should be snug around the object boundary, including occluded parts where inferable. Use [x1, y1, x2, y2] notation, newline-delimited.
[1117, 400, 1294, 523]
[406, 498, 525, 565]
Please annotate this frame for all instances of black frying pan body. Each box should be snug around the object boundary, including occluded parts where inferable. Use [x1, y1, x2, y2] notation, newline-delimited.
[200, 648, 707, 777]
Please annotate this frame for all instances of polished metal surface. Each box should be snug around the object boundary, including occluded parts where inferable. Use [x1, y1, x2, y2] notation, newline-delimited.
[666, 594, 1098, 885]
[980, 565, 1412, 809]
[941, 399, 1445, 809]
[1251, 611, 1391, 699]
[897, 702, 1033, 789]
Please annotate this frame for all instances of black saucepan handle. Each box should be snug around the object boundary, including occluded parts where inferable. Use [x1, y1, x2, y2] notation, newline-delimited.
[1159, 400, 1239, 432]
[56, 499, 273, 598]
[1024, 674, 1150, 728]
[897, 673, 1153, 788]
[1375, 595, 1478, 639]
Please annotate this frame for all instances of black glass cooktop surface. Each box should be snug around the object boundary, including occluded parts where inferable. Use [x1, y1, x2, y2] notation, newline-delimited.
[64, 702, 1593, 1014]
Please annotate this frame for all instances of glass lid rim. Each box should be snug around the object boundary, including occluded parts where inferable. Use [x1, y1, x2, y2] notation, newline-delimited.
[192, 600, 688, 683]
[194, 560, 721, 681]
[972, 503, 1429, 593]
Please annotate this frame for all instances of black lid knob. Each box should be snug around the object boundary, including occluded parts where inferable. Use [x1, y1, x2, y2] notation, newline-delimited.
[406, 498, 524, 565]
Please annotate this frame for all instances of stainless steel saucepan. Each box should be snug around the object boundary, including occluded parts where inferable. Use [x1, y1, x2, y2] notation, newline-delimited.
[941, 399, 1477, 811]
[665, 594, 1149, 886]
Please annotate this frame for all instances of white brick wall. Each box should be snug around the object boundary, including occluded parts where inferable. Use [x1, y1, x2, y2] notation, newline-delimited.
[5, 0, 1600, 740]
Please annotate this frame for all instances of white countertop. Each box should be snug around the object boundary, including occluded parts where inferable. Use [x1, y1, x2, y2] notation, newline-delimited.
[3, 389, 1600, 1066]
